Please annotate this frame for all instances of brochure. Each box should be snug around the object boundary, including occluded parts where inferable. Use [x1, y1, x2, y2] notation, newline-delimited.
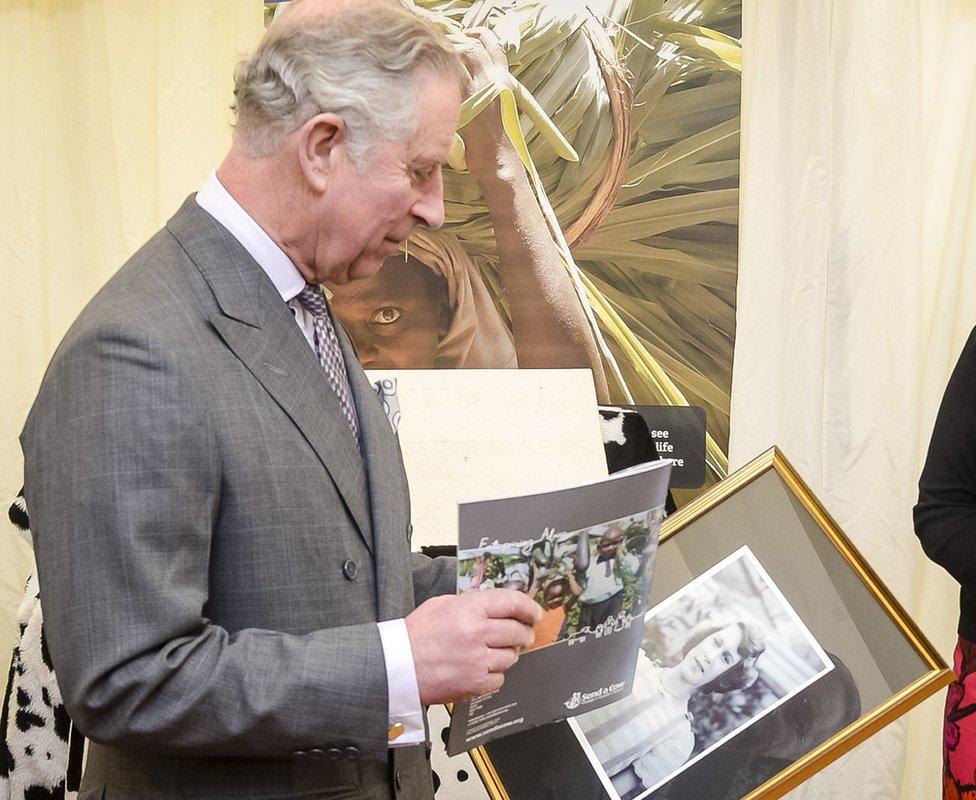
[446, 458, 673, 755]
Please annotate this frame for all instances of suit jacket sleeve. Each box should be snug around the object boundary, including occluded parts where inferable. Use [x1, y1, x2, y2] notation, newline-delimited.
[410, 553, 456, 605]
[22, 321, 392, 761]
[915, 326, 976, 587]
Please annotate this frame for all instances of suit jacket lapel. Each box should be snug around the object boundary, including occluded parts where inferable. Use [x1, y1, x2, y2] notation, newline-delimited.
[334, 322, 414, 618]
[166, 197, 374, 552]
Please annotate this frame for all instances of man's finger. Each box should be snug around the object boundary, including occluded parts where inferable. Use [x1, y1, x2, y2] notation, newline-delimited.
[479, 588, 543, 624]
[484, 618, 535, 649]
[475, 672, 506, 696]
[486, 647, 519, 674]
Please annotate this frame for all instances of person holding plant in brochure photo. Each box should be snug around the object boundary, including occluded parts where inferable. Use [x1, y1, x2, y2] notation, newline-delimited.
[526, 569, 583, 652]
[576, 524, 642, 631]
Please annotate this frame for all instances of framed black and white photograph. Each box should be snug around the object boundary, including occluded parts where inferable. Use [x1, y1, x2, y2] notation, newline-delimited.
[570, 546, 834, 799]
[468, 448, 952, 800]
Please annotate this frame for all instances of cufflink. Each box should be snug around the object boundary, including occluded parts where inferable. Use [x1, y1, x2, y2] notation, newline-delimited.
[388, 722, 405, 741]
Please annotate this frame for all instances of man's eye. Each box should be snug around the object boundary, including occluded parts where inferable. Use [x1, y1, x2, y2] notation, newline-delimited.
[412, 166, 436, 182]
[369, 307, 402, 325]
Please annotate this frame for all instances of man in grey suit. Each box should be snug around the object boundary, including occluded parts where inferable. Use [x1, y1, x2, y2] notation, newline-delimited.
[20, 2, 540, 798]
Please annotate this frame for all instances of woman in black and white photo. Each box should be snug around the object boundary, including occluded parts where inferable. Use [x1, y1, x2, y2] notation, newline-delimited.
[653, 652, 861, 800]
[576, 620, 766, 799]
[572, 546, 837, 800]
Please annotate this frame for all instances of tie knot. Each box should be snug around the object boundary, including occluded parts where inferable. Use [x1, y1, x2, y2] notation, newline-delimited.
[297, 284, 328, 317]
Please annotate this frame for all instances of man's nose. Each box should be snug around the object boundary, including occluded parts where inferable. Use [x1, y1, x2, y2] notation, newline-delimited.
[412, 170, 445, 229]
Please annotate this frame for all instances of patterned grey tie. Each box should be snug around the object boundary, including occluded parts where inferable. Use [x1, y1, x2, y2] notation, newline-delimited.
[296, 284, 360, 443]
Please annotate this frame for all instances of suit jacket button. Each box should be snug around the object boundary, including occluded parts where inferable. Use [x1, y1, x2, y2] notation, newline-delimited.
[326, 747, 342, 760]
[291, 749, 307, 759]
[307, 748, 325, 760]
[343, 745, 361, 760]
[395, 769, 404, 791]
[342, 559, 358, 580]
[406, 523, 413, 541]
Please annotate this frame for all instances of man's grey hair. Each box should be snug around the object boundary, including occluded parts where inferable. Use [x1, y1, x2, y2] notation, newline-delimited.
[233, 1, 464, 168]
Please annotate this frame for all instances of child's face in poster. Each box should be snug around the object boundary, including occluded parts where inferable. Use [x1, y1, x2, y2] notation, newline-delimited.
[328, 255, 450, 368]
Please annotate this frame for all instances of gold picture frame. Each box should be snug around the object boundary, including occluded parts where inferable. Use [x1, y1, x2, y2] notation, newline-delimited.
[469, 447, 952, 800]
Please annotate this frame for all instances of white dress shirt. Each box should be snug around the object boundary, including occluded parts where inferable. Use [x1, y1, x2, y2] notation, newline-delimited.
[196, 171, 425, 746]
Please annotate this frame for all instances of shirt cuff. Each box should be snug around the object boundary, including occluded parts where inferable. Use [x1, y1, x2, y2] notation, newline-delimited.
[377, 618, 426, 747]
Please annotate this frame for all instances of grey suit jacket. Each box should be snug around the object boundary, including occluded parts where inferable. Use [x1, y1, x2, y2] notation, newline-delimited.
[21, 197, 455, 800]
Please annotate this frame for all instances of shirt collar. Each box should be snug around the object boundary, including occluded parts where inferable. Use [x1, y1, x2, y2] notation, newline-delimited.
[194, 170, 306, 303]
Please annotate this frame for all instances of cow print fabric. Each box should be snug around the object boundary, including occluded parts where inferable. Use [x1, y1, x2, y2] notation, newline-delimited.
[1, 493, 70, 800]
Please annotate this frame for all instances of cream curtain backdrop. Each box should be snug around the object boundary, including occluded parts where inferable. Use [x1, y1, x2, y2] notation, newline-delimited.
[0, 2, 264, 655]
[4, 1, 975, 798]
[733, 1, 976, 799]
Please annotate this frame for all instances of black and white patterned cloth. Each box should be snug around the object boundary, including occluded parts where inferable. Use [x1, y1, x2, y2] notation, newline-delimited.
[1, 494, 73, 800]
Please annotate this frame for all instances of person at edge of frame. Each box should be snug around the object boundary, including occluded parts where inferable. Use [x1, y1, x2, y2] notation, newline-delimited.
[915, 325, 976, 800]
[18, 2, 552, 799]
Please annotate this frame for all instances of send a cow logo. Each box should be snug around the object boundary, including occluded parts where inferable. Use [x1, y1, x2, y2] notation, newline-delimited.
[563, 681, 626, 711]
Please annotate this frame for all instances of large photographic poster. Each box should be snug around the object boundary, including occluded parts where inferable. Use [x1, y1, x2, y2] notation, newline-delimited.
[266, 1, 742, 491]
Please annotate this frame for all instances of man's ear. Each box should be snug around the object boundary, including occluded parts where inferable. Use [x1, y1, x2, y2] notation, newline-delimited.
[298, 112, 348, 191]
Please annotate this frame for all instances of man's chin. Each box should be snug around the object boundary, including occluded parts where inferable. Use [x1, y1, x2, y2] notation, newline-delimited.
[340, 256, 387, 285]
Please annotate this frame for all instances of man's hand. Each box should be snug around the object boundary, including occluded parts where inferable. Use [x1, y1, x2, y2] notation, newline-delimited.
[404, 589, 541, 705]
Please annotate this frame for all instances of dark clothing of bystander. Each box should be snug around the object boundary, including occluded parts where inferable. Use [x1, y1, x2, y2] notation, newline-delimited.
[915, 325, 976, 641]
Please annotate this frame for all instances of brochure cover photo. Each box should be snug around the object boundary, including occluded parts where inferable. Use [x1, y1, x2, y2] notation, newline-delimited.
[447, 459, 672, 755]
